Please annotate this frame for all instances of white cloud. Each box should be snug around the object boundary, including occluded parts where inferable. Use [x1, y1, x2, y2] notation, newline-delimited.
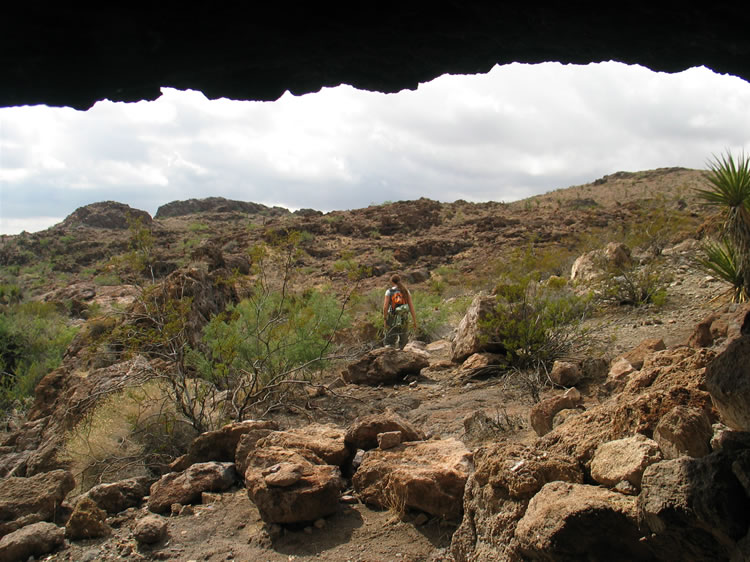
[1, 62, 750, 234]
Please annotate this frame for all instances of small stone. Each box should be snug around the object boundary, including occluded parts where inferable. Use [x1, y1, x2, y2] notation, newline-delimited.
[179, 505, 195, 516]
[340, 495, 358, 504]
[314, 518, 326, 529]
[614, 480, 639, 495]
[413, 513, 429, 526]
[133, 515, 168, 545]
[304, 526, 313, 534]
[170, 503, 183, 516]
[377, 431, 402, 450]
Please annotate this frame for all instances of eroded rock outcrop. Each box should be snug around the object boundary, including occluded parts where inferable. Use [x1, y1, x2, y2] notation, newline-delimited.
[0, 470, 75, 538]
[340, 347, 429, 385]
[590, 434, 662, 489]
[0, 521, 65, 562]
[706, 334, 750, 431]
[148, 462, 238, 514]
[451, 296, 500, 362]
[344, 411, 424, 451]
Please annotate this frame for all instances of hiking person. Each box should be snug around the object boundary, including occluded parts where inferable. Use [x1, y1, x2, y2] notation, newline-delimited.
[383, 274, 417, 348]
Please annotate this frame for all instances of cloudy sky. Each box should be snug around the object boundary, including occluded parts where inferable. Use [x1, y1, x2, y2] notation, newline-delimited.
[1, 61, 750, 235]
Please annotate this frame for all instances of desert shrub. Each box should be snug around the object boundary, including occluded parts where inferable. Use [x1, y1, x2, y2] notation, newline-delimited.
[0, 301, 78, 414]
[412, 293, 471, 342]
[483, 277, 591, 373]
[0, 284, 23, 305]
[61, 381, 197, 493]
[595, 260, 671, 307]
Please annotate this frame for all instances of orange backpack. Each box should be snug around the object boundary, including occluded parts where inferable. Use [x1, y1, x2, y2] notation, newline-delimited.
[390, 288, 406, 309]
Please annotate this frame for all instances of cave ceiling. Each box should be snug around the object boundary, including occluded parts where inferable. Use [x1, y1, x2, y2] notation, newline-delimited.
[2, 5, 749, 110]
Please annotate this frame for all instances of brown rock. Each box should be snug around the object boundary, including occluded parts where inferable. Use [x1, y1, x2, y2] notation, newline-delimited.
[605, 358, 636, 391]
[86, 476, 153, 514]
[377, 431, 402, 450]
[451, 296, 501, 362]
[706, 335, 750, 431]
[234, 429, 280, 476]
[148, 462, 237, 513]
[653, 406, 712, 459]
[515, 481, 653, 561]
[256, 424, 351, 467]
[529, 388, 582, 437]
[133, 514, 168, 545]
[353, 438, 471, 518]
[458, 352, 505, 375]
[65, 496, 111, 540]
[689, 314, 716, 348]
[263, 463, 303, 487]
[0, 469, 75, 538]
[620, 338, 666, 370]
[549, 360, 582, 386]
[345, 411, 424, 451]
[590, 434, 663, 489]
[341, 347, 429, 385]
[0, 521, 65, 561]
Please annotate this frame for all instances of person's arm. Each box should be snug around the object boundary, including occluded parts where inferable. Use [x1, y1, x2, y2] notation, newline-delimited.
[406, 291, 418, 329]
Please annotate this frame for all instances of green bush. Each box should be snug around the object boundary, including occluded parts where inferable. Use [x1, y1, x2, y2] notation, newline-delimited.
[696, 238, 746, 302]
[0, 301, 78, 413]
[596, 260, 671, 307]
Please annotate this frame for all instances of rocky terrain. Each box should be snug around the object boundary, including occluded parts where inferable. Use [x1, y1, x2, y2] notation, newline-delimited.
[2, 167, 750, 561]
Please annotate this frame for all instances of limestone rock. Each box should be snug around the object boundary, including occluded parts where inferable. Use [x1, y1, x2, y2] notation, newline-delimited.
[86, 476, 153, 514]
[449, 442, 582, 561]
[653, 406, 712, 459]
[0, 521, 65, 561]
[706, 335, 750, 431]
[353, 438, 471, 518]
[65, 496, 111, 540]
[529, 388, 582, 437]
[0, 469, 75, 538]
[246, 460, 344, 524]
[133, 514, 168, 545]
[148, 462, 237, 513]
[451, 296, 501, 362]
[638, 452, 750, 560]
[256, 424, 351, 467]
[340, 347, 429, 385]
[345, 411, 424, 451]
[549, 360, 582, 386]
[515, 481, 653, 561]
[590, 434, 663, 489]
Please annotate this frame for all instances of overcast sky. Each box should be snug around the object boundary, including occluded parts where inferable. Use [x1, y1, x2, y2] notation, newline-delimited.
[1, 62, 750, 235]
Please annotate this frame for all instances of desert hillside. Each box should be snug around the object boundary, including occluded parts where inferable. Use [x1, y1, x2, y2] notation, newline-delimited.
[2, 166, 750, 561]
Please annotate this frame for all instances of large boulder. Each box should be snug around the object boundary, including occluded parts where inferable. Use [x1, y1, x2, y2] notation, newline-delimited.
[590, 434, 663, 489]
[147, 462, 237, 513]
[549, 360, 582, 387]
[244, 447, 344, 524]
[638, 452, 750, 560]
[0, 521, 65, 561]
[340, 347, 429, 385]
[353, 438, 472, 519]
[706, 334, 750, 431]
[65, 496, 111, 540]
[345, 411, 425, 451]
[514, 481, 654, 561]
[450, 442, 583, 561]
[85, 476, 154, 514]
[451, 296, 500, 362]
[0, 469, 75, 538]
[529, 388, 582, 437]
[653, 405, 713, 459]
[256, 424, 351, 467]
[570, 242, 632, 283]
[133, 514, 169, 545]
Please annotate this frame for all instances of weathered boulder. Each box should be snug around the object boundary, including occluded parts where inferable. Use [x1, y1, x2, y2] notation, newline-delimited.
[86, 476, 153, 514]
[590, 434, 663, 489]
[605, 358, 636, 391]
[256, 424, 351, 467]
[0, 469, 75, 538]
[638, 452, 750, 560]
[353, 438, 472, 519]
[133, 514, 168, 545]
[529, 388, 582, 437]
[345, 411, 425, 451]
[450, 442, 583, 562]
[451, 295, 501, 362]
[515, 481, 654, 561]
[706, 335, 750, 431]
[234, 429, 282, 476]
[377, 431, 402, 450]
[172, 419, 280, 472]
[147, 462, 237, 513]
[0, 521, 65, 561]
[570, 242, 632, 283]
[65, 496, 110, 540]
[653, 405, 713, 459]
[341, 347, 429, 385]
[549, 360, 582, 387]
[244, 451, 344, 524]
[620, 338, 667, 370]
[457, 352, 506, 377]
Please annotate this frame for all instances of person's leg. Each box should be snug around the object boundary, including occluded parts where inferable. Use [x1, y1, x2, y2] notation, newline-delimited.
[384, 315, 398, 347]
[396, 310, 409, 349]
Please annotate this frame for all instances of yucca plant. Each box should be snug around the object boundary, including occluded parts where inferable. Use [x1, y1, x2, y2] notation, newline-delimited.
[695, 151, 750, 297]
[696, 238, 747, 302]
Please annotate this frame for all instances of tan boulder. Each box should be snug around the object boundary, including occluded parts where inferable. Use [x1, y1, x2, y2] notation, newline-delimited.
[234, 428, 281, 476]
[345, 411, 424, 451]
[451, 295, 501, 362]
[605, 358, 636, 391]
[653, 406, 712, 459]
[529, 388, 582, 437]
[0, 469, 75, 538]
[340, 347, 429, 385]
[515, 481, 652, 560]
[256, 424, 351, 467]
[570, 242, 632, 283]
[353, 438, 471, 518]
[148, 462, 237, 513]
[549, 360, 582, 386]
[86, 476, 153, 514]
[706, 335, 750, 431]
[0, 521, 65, 561]
[133, 514, 168, 545]
[620, 337, 666, 370]
[590, 433, 663, 489]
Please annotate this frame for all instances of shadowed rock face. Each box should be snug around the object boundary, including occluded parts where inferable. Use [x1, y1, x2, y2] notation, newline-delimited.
[2, 5, 749, 109]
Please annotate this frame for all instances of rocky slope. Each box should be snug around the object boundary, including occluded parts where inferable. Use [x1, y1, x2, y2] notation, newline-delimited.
[3, 167, 750, 561]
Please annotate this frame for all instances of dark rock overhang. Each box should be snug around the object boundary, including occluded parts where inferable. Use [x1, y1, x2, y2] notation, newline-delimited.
[3, 4, 749, 110]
